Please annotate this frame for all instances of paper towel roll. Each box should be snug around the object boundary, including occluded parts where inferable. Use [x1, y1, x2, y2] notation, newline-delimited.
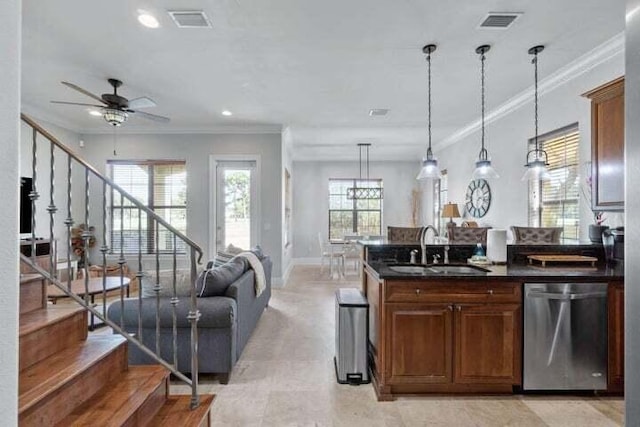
[487, 229, 507, 264]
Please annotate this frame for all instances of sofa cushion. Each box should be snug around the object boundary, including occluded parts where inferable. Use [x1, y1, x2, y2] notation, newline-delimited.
[197, 257, 247, 297]
[141, 269, 192, 298]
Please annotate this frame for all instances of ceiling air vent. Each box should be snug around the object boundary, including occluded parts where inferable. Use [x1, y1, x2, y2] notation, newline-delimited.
[479, 12, 522, 29]
[168, 10, 212, 28]
[369, 109, 389, 117]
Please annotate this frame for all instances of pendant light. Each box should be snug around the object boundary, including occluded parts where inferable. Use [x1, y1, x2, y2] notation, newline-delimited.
[346, 143, 383, 200]
[522, 45, 551, 181]
[472, 45, 499, 179]
[417, 44, 440, 180]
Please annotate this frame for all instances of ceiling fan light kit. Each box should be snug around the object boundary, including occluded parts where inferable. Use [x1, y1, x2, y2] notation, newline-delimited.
[417, 43, 441, 180]
[471, 44, 499, 180]
[102, 108, 128, 126]
[522, 45, 551, 181]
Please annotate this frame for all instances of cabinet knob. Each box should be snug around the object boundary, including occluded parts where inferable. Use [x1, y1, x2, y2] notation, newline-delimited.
[456, 305, 461, 311]
[415, 289, 421, 295]
[488, 289, 494, 295]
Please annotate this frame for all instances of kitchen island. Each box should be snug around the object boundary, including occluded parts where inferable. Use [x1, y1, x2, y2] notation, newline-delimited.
[359, 241, 624, 401]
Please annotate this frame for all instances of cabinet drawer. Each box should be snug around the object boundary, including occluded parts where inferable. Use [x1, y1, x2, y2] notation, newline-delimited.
[384, 281, 521, 303]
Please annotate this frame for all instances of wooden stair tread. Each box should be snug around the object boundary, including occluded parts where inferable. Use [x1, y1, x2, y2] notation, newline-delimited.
[152, 394, 214, 427]
[19, 335, 126, 413]
[56, 365, 169, 426]
[20, 305, 86, 336]
[20, 273, 43, 284]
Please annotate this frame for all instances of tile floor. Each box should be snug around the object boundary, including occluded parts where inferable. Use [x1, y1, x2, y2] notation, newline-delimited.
[166, 265, 623, 426]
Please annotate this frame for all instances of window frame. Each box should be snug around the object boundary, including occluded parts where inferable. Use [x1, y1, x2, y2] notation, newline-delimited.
[328, 178, 383, 239]
[433, 169, 448, 235]
[108, 159, 187, 254]
[527, 123, 580, 242]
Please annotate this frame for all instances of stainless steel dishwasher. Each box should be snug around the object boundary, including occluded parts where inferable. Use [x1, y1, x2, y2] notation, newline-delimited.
[523, 283, 608, 390]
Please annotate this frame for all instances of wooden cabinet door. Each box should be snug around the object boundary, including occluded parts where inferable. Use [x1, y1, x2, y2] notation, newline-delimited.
[386, 303, 453, 384]
[608, 281, 624, 392]
[583, 77, 625, 210]
[454, 303, 521, 385]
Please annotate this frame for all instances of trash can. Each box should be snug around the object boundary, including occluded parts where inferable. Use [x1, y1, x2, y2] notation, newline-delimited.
[334, 288, 370, 384]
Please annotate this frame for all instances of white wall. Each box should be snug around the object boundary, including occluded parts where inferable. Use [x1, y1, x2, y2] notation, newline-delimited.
[292, 160, 420, 259]
[434, 53, 624, 240]
[0, 0, 20, 423]
[78, 132, 284, 279]
[625, 0, 639, 422]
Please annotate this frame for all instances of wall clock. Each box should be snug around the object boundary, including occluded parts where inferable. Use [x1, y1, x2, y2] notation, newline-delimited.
[465, 179, 491, 218]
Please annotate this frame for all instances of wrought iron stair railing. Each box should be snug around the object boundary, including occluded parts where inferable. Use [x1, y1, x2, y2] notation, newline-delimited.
[20, 113, 204, 409]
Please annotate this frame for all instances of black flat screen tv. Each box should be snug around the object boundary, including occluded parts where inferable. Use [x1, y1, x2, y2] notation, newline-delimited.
[20, 177, 33, 236]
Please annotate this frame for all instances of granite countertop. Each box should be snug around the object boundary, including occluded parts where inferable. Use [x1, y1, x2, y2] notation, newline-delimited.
[367, 261, 624, 281]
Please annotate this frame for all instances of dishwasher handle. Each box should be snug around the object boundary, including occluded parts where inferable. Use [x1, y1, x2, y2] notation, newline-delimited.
[526, 291, 607, 300]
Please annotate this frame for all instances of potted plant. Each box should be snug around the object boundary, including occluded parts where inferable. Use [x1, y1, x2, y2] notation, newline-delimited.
[581, 162, 609, 243]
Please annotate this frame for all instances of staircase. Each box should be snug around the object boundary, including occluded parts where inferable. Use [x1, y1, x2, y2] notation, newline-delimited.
[18, 273, 213, 426]
[18, 114, 214, 425]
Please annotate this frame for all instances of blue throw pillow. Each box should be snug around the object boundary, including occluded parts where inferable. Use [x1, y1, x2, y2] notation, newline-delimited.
[196, 257, 247, 297]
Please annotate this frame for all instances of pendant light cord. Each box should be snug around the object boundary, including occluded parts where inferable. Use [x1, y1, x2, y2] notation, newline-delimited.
[427, 52, 432, 157]
[480, 51, 486, 156]
[533, 52, 539, 152]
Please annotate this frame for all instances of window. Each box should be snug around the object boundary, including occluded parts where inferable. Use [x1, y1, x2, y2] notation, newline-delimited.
[328, 179, 382, 239]
[433, 170, 448, 235]
[528, 124, 580, 242]
[109, 160, 187, 253]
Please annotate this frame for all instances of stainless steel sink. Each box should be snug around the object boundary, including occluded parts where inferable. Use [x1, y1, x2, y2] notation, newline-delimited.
[388, 265, 430, 274]
[426, 264, 490, 274]
[388, 264, 490, 275]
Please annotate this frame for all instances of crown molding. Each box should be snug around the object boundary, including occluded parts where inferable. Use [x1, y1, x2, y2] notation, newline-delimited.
[436, 32, 625, 150]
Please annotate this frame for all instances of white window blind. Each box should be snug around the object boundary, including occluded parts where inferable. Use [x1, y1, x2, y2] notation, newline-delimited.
[328, 179, 383, 239]
[109, 160, 187, 253]
[528, 125, 580, 241]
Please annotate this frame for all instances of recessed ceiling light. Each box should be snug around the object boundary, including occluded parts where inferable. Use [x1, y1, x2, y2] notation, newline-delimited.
[222, 110, 233, 116]
[138, 12, 160, 29]
[369, 109, 389, 116]
[88, 110, 102, 117]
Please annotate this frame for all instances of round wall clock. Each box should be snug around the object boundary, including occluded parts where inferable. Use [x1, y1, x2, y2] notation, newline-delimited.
[465, 179, 491, 218]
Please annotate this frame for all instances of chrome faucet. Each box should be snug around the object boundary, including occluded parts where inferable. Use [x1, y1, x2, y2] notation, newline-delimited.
[444, 245, 450, 264]
[420, 225, 439, 265]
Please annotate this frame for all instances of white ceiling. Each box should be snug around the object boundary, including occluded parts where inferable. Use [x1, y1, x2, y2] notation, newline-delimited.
[21, 0, 625, 160]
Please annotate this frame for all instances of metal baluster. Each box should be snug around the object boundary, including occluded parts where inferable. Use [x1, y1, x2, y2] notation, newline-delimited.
[137, 207, 144, 342]
[119, 193, 125, 328]
[100, 180, 109, 324]
[64, 156, 73, 291]
[188, 246, 201, 409]
[47, 141, 57, 278]
[171, 233, 178, 368]
[155, 220, 161, 357]
[30, 128, 39, 264]
[82, 169, 90, 304]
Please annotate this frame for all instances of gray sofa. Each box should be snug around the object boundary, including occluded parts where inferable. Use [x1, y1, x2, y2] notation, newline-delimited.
[107, 256, 272, 383]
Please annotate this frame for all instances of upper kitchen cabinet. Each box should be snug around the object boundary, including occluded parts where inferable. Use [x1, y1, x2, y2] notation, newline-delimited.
[583, 77, 625, 211]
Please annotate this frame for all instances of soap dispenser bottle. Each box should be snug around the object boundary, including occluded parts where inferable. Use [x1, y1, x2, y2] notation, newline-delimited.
[474, 243, 485, 257]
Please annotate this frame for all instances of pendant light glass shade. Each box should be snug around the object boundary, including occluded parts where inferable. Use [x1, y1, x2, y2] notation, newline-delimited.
[417, 44, 441, 180]
[522, 45, 550, 181]
[472, 45, 499, 180]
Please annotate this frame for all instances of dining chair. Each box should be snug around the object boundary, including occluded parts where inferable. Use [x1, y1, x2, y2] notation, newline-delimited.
[511, 226, 563, 244]
[387, 226, 423, 242]
[318, 232, 345, 277]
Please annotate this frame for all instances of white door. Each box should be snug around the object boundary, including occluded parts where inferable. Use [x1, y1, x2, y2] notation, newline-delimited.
[215, 161, 257, 252]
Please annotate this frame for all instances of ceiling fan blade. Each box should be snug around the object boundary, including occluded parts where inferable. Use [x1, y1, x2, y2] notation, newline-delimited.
[128, 96, 157, 109]
[131, 110, 170, 123]
[61, 81, 107, 104]
[51, 100, 105, 108]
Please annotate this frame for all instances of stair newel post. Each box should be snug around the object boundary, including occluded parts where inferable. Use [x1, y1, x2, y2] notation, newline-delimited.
[171, 233, 179, 369]
[64, 156, 73, 292]
[82, 168, 90, 304]
[155, 220, 161, 357]
[47, 140, 58, 279]
[137, 206, 144, 341]
[100, 180, 109, 320]
[118, 193, 125, 328]
[188, 246, 201, 409]
[30, 128, 39, 264]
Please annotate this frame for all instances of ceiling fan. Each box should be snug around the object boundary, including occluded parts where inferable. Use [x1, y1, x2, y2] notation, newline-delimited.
[51, 78, 170, 126]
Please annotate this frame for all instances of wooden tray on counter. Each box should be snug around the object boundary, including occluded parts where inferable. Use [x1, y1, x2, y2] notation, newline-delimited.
[527, 254, 598, 267]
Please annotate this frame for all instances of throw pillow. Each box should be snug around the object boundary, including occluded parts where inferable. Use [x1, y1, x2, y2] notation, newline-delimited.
[141, 269, 192, 298]
[196, 257, 248, 297]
